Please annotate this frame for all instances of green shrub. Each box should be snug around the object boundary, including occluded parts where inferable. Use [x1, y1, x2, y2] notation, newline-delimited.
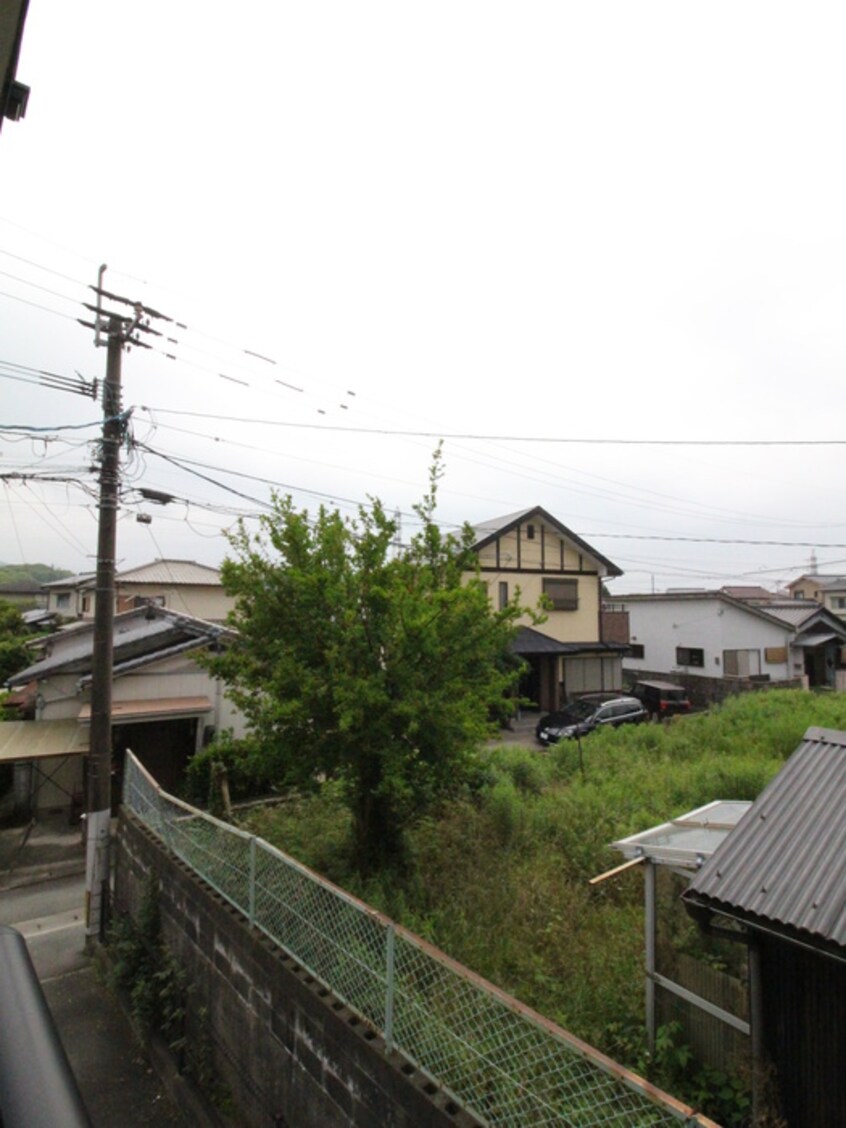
[184, 731, 289, 808]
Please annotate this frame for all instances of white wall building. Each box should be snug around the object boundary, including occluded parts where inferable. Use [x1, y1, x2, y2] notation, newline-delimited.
[612, 592, 846, 691]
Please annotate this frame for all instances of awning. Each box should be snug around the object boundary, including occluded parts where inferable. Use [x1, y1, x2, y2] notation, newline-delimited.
[611, 801, 752, 870]
[0, 719, 88, 764]
[793, 632, 842, 648]
[78, 696, 213, 724]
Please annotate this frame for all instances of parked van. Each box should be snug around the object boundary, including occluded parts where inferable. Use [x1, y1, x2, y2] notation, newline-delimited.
[630, 680, 691, 720]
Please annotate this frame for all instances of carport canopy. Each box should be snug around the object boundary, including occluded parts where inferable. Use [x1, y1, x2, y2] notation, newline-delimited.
[0, 719, 89, 764]
[77, 696, 212, 724]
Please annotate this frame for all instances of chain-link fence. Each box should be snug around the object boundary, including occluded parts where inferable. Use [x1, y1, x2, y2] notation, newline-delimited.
[123, 752, 713, 1128]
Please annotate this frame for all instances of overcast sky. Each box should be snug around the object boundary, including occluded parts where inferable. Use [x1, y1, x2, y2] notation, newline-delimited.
[2, 2, 845, 593]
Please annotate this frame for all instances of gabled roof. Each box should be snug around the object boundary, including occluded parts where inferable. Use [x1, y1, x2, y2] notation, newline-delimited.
[5, 605, 230, 687]
[470, 506, 622, 577]
[720, 585, 777, 602]
[684, 727, 846, 951]
[41, 572, 95, 591]
[765, 602, 846, 638]
[787, 573, 846, 593]
[112, 559, 223, 586]
[614, 589, 802, 630]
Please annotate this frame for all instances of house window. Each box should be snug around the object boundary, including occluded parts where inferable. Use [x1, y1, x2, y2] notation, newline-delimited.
[543, 578, 578, 611]
[526, 524, 535, 540]
[723, 649, 761, 677]
[629, 643, 645, 659]
[56, 593, 70, 609]
[676, 646, 704, 668]
[832, 596, 846, 610]
[498, 581, 508, 610]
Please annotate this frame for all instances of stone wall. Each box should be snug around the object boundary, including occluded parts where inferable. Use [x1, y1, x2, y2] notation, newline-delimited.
[113, 812, 480, 1128]
[623, 668, 802, 710]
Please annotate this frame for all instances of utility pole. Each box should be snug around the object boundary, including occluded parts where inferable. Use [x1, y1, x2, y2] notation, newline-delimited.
[82, 266, 146, 942]
[84, 311, 125, 941]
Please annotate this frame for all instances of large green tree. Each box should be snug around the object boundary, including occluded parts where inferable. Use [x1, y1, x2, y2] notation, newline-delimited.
[206, 461, 525, 872]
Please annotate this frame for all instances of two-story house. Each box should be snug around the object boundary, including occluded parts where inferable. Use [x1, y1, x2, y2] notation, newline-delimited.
[787, 573, 846, 620]
[469, 507, 626, 712]
[42, 559, 234, 624]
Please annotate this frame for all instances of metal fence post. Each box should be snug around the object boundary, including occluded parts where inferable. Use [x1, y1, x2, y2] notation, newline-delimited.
[384, 923, 396, 1052]
[159, 785, 173, 854]
[248, 836, 257, 927]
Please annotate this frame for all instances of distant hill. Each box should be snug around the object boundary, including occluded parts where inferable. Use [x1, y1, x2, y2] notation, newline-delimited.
[0, 564, 74, 587]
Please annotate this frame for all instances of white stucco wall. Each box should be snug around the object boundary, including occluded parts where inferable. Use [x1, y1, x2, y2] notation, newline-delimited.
[36, 654, 247, 738]
[116, 584, 233, 622]
[619, 597, 795, 680]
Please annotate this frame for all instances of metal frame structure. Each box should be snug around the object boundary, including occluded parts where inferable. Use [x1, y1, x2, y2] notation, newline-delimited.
[610, 802, 752, 1051]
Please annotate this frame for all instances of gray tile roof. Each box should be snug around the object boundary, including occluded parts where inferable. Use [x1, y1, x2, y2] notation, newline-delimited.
[684, 727, 846, 949]
[40, 572, 95, 590]
[6, 606, 227, 687]
[510, 626, 627, 656]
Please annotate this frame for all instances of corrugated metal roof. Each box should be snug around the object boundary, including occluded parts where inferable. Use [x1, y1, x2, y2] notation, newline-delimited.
[114, 559, 222, 586]
[685, 727, 846, 948]
[0, 719, 88, 762]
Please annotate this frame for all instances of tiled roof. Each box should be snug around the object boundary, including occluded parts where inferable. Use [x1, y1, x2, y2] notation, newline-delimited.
[41, 572, 95, 590]
[6, 606, 228, 687]
[510, 626, 627, 656]
[684, 727, 846, 950]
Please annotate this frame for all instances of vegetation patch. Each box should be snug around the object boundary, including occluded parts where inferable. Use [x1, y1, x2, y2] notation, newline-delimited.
[230, 688, 846, 1123]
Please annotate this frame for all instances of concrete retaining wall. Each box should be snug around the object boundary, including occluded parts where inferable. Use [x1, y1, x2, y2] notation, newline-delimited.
[113, 812, 479, 1128]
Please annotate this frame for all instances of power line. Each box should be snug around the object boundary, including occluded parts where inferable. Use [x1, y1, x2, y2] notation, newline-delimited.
[0, 288, 80, 322]
[137, 408, 846, 447]
[588, 533, 846, 548]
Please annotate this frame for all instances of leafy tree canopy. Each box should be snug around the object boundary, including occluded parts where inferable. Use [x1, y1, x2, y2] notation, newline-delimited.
[0, 563, 73, 586]
[0, 600, 29, 685]
[205, 455, 527, 872]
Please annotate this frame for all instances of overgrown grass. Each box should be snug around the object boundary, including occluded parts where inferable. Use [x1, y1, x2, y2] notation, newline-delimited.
[236, 689, 846, 1116]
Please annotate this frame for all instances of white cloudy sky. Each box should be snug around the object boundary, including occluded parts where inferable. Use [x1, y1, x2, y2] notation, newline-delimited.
[2, 1, 845, 593]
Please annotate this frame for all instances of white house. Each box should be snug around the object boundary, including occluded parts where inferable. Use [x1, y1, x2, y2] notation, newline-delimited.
[611, 591, 846, 693]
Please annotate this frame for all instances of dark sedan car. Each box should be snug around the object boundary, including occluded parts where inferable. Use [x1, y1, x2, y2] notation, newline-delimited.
[535, 694, 648, 746]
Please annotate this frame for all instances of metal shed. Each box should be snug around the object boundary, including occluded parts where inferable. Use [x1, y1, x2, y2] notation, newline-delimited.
[683, 727, 846, 1127]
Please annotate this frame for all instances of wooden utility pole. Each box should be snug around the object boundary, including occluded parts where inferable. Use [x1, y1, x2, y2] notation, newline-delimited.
[84, 311, 124, 941]
[79, 267, 160, 941]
